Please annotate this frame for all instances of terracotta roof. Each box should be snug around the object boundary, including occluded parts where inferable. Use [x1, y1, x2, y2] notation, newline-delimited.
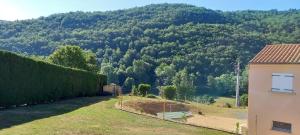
[250, 44, 300, 64]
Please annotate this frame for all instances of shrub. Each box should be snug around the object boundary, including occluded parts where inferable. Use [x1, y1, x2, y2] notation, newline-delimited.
[146, 94, 156, 98]
[208, 96, 215, 104]
[202, 95, 215, 104]
[137, 84, 151, 97]
[240, 94, 248, 106]
[196, 95, 215, 104]
[161, 85, 176, 100]
[0, 50, 107, 107]
[222, 102, 232, 108]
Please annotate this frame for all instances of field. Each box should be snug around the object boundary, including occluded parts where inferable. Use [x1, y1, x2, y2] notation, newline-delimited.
[120, 96, 247, 133]
[206, 97, 247, 119]
[0, 96, 231, 135]
[213, 97, 238, 108]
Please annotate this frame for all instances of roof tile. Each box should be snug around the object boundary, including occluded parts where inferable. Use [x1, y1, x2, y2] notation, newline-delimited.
[250, 44, 300, 64]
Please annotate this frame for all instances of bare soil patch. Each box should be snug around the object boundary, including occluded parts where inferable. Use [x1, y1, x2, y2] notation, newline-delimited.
[123, 99, 190, 115]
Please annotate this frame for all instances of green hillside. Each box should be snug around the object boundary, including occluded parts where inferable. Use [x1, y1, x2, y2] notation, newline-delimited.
[1, 4, 299, 95]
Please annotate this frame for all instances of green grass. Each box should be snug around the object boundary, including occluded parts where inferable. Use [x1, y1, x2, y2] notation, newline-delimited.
[213, 97, 236, 107]
[0, 97, 231, 135]
[192, 97, 247, 119]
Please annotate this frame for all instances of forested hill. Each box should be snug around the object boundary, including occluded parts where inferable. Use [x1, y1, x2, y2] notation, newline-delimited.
[1, 4, 300, 95]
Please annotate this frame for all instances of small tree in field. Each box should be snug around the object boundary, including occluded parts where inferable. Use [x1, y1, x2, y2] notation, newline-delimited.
[137, 84, 151, 97]
[161, 86, 176, 100]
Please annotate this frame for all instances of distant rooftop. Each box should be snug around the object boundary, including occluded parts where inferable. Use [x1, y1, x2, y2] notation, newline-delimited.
[250, 44, 300, 64]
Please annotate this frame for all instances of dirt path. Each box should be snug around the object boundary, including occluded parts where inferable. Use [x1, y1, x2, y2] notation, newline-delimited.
[187, 114, 246, 133]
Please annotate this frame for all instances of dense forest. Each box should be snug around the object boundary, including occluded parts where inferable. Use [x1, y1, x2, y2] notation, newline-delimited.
[1, 4, 300, 96]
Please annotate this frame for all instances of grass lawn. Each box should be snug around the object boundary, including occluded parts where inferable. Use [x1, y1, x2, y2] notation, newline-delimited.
[194, 97, 247, 119]
[0, 97, 231, 135]
[213, 97, 237, 108]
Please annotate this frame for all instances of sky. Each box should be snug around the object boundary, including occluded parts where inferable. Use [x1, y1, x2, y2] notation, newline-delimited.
[0, 0, 300, 21]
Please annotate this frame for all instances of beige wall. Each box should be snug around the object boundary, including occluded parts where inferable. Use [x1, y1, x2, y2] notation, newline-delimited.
[103, 84, 122, 96]
[248, 64, 300, 135]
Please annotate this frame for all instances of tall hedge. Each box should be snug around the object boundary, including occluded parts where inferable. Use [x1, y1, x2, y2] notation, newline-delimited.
[0, 50, 107, 107]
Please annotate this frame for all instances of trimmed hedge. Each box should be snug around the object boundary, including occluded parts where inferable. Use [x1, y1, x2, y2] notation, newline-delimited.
[0, 50, 107, 107]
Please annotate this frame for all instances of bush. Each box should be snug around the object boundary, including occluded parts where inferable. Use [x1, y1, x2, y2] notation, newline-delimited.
[207, 96, 215, 104]
[137, 84, 151, 97]
[161, 85, 176, 100]
[146, 94, 156, 98]
[222, 102, 232, 108]
[0, 50, 107, 107]
[196, 95, 215, 104]
[240, 94, 248, 106]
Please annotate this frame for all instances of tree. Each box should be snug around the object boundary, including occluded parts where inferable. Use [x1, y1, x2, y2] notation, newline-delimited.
[116, 64, 127, 86]
[213, 73, 236, 96]
[240, 66, 249, 94]
[123, 77, 135, 91]
[99, 62, 118, 84]
[137, 84, 151, 97]
[120, 49, 136, 66]
[207, 69, 248, 96]
[155, 63, 176, 86]
[3, 4, 300, 97]
[125, 66, 134, 78]
[133, 60, 153, 84]
[207, 75, 216, 90]
[49, 45, 88, 70]
[131, 85, 138, 96]
[84, 50, 98, 72]
[172, 69, 196, 100]
[161, 85, 177, 100]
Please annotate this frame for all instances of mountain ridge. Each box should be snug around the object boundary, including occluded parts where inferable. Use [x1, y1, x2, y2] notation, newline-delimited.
[0, 3, 300, 94]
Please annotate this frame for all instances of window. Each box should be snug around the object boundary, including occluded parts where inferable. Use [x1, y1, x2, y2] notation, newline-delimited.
[272, 73, 294, 93]
[272, 121, 292, 133]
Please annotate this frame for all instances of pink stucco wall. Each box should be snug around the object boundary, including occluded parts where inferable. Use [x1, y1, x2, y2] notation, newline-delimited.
[248, 64, 300, 135]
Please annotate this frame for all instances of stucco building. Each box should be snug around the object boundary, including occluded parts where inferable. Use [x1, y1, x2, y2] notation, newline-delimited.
[248, 44, 300, 135]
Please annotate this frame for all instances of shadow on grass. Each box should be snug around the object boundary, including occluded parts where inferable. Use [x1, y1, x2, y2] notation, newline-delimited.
[0, 96, 111, 130]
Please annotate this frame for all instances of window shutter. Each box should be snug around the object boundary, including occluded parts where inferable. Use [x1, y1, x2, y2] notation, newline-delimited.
[283, 75, 293, 91]
[272, 73, 294, 92]
[272, 74, 281, 90]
